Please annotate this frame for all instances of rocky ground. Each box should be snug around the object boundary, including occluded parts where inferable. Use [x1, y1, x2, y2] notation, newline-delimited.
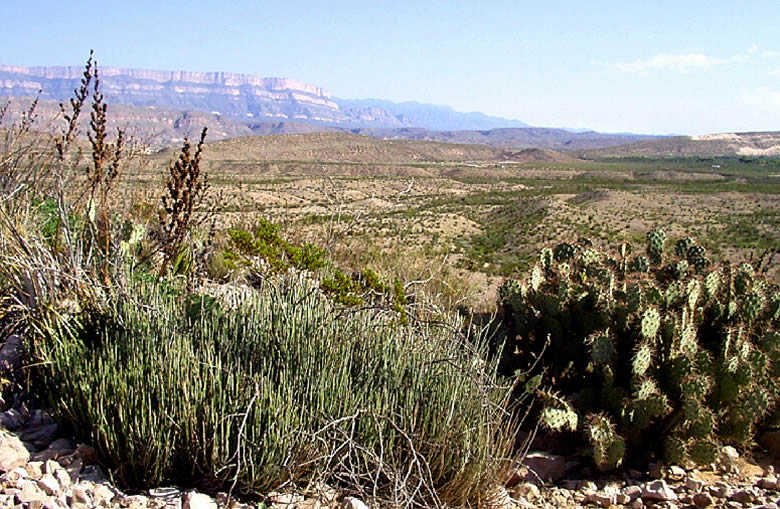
[0, 333, 778, 509]
[505, 448, 779, 509]
[0, 402, 777, 509]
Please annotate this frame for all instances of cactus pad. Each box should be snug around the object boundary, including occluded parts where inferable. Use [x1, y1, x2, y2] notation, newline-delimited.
[596, 437, 626, 471]
[586, 414, 626, 471]
[646, 228, 667, 264]
[680, 326, 698, 356]
[498, 279, 522, 304]
[681, 376, 711, 400]
[641, 308, 661, 340]
[742, 291, 764, 322]
[627, 284, 643, 314]
[704, 271, 720, 300]
[695, 350, 715, 375]
[675, 237, 696, 258]
[634, 378, 657, 400]
[686, 279, 700, 311]
[664, 435, 687, 465]
[629, 255, 650, 273]
[687, 244, 709, 273]
[554, 242, 577, 262]
[734, 264, 754, 295]
[538, 390, 578, 432]
[734, 361, 752, 386]
[581, 248, 601, 266]
[641, 393, 668, 419]
[682, 397, 702, 422]
[670, 260, 689, 280]
[762, 332, 780, 352]
[769, 292, 780, 321]
[530, 265, 543, 291]
[632, 344, 653, 376]
[540, 247, 554, 271]
[687, 410, 714, 439]
[590, 333, 616, 366]
[665, 281, 684, 307]
[689, 440, 718, 465]
[667, 355, 693, 385]
[743, 388, 769, 420]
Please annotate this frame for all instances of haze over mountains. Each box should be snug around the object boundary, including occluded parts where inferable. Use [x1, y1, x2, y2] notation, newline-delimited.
[0, 64, 528, 131]
[2, 63, 779, 158]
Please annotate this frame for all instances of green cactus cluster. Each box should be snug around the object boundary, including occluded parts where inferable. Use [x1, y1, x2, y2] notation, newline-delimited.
[646, 228, 667, 264]
[498, 230, 779, 470]
[538, 389, 579, 432]
[586, 414, 627, 471]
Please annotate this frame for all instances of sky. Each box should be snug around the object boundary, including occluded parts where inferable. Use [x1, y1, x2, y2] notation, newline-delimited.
[2, 0, 779, 135]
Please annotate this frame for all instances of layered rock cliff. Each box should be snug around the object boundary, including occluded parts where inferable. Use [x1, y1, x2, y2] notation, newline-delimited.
[0, 65, 411, 128]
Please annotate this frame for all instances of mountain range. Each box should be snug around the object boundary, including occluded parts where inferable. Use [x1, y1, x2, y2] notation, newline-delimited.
[9, 63, 775, 157]
[0, 64, 529, 131]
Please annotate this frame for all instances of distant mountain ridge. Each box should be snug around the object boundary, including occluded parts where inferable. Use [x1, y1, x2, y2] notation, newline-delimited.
[0, 64, 383, 126]
[0, 64, 529, 130]
[0, 63, 671, 150]
[580, 132, 780, 158]
[340, 126, 662, 150]
[335, 98, 530, 130]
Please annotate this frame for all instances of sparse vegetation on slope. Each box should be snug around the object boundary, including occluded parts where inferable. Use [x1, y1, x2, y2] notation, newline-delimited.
[0, 55, 524, 508]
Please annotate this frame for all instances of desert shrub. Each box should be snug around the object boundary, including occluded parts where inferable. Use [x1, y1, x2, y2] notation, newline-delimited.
[499, 231, 779, 470]
[224, 220, 410, 322]
[31, 275, 518, 507]
[224, 219, 327, 275]
[0, 55, 122, 334]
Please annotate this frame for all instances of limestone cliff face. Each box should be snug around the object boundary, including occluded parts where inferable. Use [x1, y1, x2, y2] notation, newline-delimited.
[0, 65, 409, 127]
[0, 65, 329, 97]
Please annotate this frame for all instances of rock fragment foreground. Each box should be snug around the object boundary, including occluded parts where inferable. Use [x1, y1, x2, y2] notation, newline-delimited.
[0, 404, 779, 508]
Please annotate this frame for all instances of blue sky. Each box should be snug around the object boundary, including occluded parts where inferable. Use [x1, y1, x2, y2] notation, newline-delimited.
[2, 1, 779, 134]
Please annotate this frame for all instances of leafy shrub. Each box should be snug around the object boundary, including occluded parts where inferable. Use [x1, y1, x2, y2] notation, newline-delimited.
[225, 220, 409, 322]
[225, 219, 326, 274]
[499, 231, 779, 470]
[32, 275, 518, 506]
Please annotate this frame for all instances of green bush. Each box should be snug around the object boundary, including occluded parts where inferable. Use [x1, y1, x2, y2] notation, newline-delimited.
[225, 219, 327, 275]
[32, 275, 518, 506]
[499, 231, 779, 470]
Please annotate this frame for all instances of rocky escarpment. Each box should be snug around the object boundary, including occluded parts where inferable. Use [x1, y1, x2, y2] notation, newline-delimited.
[0, 65, 413, 128]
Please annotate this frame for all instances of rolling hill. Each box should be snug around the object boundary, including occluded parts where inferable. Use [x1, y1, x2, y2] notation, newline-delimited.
[581, 132, 780, 158]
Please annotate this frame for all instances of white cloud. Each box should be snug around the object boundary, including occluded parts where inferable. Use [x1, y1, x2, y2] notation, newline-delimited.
[748, 43, 759, 54]
[615, 53, 723, 73]
[762, 50, 780, 58]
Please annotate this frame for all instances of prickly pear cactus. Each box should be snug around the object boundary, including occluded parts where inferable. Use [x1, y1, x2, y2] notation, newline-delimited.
[499, 233, 779, 471]
[687, 244, 709, 273]
[538, 390, 578, 432]
[641, 308, 661, 340]
[540, 247, 554, 272]
[554, 242, 578, 262]
[587, 414, 625, 471]
[646, 228, 667, 265]
[629, 255, 650, 273]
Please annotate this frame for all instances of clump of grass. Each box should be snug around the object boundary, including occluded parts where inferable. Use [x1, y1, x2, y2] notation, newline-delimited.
[32, 275, 519, 507]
